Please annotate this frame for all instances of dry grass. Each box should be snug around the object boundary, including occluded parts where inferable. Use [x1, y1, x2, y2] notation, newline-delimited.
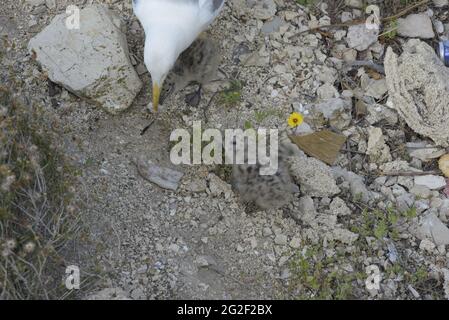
[0, 82, 82, 299]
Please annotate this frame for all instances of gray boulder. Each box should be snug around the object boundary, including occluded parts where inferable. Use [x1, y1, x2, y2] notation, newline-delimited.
[28, 5, 142, 114]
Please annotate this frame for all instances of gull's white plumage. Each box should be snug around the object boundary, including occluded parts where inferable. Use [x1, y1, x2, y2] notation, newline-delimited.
[132, 0, 225, 111]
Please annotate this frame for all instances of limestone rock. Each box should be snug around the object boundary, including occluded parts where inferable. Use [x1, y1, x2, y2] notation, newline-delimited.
[304, 98, 352, 130]
[367, 127, 392, 164]
[415, 213, 449, 245]
[135, 158, 184, 191]
[346, 24, 379, 51]
[385, 40, 449, 146]
[290, 157, 340, 198]
[414, 175, 447, 190]
[397, 14, 435, 39]
[28, 5, 142, 114]
[297, 195, 318, 224]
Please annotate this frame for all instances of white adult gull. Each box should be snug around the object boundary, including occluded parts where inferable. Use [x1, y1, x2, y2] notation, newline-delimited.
[132, 0, 225, 112]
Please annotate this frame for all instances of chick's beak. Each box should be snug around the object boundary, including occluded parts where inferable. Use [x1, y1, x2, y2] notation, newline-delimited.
[152, 82, 161, 112]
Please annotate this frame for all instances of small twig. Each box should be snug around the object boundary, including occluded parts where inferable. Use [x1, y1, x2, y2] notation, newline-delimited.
[383, 0, 430, 22]
[140, 119, 155, 136]
[378, 26, 399, 39]
[380, 171, 441, 177]
[340, 148, 366, 155]
[343, 60, 386, 74]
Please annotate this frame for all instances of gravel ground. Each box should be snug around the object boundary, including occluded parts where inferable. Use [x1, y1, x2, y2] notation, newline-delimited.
[2, 0, 449, 300]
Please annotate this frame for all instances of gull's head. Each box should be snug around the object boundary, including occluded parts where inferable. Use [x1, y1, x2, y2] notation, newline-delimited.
[144, 36, 178, 112]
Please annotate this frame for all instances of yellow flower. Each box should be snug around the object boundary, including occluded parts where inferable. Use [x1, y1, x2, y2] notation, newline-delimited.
[288, 112, 304, 128]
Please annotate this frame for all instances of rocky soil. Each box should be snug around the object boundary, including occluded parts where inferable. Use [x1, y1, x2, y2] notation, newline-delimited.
[2, 0, 449, 299]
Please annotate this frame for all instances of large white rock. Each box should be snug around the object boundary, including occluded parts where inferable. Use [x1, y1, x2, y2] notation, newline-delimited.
[385, 40, 449, 147]
[28, 5, 142, 114]
[397, 13, 435, 39]
[367, 126, 392, 164]
[346, 24, 379, 51]
[414, 175, 447, 190]
[416, 213, 449, 246]
[290, 156, 340, 198]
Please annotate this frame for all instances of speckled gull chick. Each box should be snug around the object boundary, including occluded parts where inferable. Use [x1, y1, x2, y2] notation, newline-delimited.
[132, 0, 225, 112]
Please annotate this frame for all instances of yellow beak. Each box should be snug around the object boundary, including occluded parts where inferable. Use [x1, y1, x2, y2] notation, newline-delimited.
[152, 83, 161, 112]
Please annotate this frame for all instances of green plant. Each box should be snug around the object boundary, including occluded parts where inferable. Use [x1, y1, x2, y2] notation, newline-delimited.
[350, 205, 417, 241]
[218, 80, 244, 107]
[289, 244, 357, 299]
[381, 19, 399, 40]
[254, 109, 284, 124]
